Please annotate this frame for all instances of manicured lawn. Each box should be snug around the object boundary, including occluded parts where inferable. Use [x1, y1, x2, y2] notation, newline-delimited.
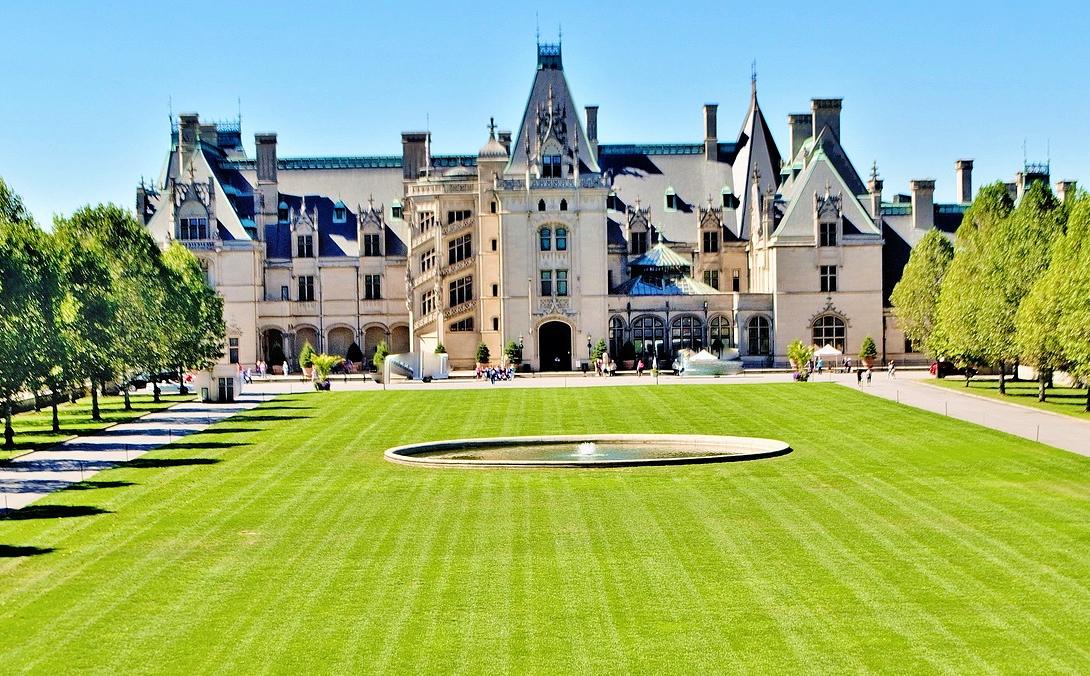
[931, 376, 1090, 419]
[2, 392, 195, 460]
[3, 384, 1090, 672]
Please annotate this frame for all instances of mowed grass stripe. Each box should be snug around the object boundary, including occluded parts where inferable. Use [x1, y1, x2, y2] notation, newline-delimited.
[3, 384, 1090, 672]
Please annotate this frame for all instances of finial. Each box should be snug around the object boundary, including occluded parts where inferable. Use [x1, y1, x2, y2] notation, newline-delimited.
[535, 12, 540, 46]
[870, 161, 879, 182]
[558, 23, 562, 45]
[487, 117, 497, 138]
[751, 59, 757, 95]
[368, 193, 374, 209]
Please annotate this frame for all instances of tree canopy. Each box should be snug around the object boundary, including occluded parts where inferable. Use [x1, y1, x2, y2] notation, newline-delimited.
[890, 229, 954, 356]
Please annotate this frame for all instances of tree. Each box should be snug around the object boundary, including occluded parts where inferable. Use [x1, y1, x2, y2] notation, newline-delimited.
[310, 354, 341, 385]
[476, 342, 491, 364]
[1049, 193, 1090, 411]
[591, 338, 608, 362]
[1015, 269, 1065, 402]
[299, 341, 316, 369]
[787, 339, 814, 374]
[346, 342, 364, 363]
[890, 229, 954, 355]
[859, 336, 878, 363]
[372, 341, 389, 371]
[161, 243, 225, 394]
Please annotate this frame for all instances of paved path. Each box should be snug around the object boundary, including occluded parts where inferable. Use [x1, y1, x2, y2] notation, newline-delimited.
[830, 371, 1090, 457]
[0, 393, 273, 512]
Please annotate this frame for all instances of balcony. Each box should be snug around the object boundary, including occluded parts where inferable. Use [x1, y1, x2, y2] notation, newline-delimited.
[497, 174, 609, 191]
[443, 299, 477, 319]
[439, 257, 474, 277]
[441, 215, 476, 237]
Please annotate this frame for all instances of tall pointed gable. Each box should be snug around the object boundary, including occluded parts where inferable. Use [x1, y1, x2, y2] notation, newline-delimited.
[731, 82, 782, 239]
[507, 42, 600, 174]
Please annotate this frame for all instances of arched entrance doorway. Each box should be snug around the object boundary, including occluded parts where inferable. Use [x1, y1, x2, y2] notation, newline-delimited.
[539, 321, 572, 371]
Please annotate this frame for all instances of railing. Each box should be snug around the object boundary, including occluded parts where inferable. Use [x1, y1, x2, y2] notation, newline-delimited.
[443, 299, 477, 319]
[407, 181, 476, 196]
[179, 239, 218, 251]
[414, 312, 438, 331]
[441, 215, 476, 236]
[439, 257, 474, 277]
[497, 174, 609, 191]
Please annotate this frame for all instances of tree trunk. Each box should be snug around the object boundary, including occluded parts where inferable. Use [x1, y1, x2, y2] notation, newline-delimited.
[123, 384, 131, 411]
[1086, 387, 1089, 413]
[33, 390, 41, 412]
[1011, 359, 1020, 382]
[91, 382, 101, 421]
[50, 384, 60, 433]
[177, 365, 187, 396]
[1039, 371, 1047, 402]
[152, 376, 161, 403]
[4, 398, 14, 449]
[998, 361, 1006, 395]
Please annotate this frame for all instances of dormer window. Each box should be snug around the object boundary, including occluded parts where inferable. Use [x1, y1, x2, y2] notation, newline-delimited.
[278, 201, 289, 223]
[296, 234, 314, 258]
[607, 192, 623, 211]
[333, 202, 347, 223]
[664, 187, 678, 211]
[179, 217, 209, 240]
[391, 201, 403, 220]
[721, 187, 733, 208]
[820, 221, 838, 247]
[542, 155, 562, 178]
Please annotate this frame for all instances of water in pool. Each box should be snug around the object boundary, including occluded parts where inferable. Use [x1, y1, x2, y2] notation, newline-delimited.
[415, 440, 739, 462]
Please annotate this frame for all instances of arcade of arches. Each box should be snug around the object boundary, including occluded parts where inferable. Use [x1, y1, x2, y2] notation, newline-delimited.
[258, 324, 410, 370]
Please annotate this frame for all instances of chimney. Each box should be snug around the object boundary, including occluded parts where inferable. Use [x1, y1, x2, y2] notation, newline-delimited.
[811, 99, 842, 141]
[401, 132, 429, 180]
[254, 133, 278, 236]
[498, 131, 512, 154]
[178, 112, 200, 150]
[1057, 180, 1077, 203]
[703, 104, 718, 162]
[868, 174, 884, 221]
[955, 159, 973, 203]
[910, 179, 935, 230]
[788, 113, 812, 160]
[585, 106, 599, 157]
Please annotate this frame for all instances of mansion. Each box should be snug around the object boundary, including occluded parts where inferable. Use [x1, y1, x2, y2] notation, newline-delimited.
[137, 43, 1052, 372]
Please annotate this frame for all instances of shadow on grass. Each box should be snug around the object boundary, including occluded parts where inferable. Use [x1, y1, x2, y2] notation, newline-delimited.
[164, 441, 250, 450]
[0, 544, 55, 557]
[125, 457, 221, 469]
[0, 505, 110, 520]
[64, 480, 135, 491]
[233, 414, 313, 422]
[198, 428, 263, 435]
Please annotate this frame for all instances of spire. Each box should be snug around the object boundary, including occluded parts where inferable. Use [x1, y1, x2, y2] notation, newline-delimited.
[487, 116, 497, 139]
[751, 59, 757, 97]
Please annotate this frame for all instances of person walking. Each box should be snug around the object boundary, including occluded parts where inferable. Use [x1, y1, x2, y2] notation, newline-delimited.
[636, 359, 645, 377]
[866, 368, 872, 385]
[856, 368, 863, 387]
[888, 360, 896, 379]
[282, 361, 288, 378]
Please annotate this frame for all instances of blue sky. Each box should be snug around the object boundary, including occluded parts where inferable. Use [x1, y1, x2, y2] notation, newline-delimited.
[2, 0, 1087, 224]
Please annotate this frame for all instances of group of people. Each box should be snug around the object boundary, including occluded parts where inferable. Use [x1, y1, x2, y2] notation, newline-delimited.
[476, 365, 516, 384]
[581, 358, 618, 376]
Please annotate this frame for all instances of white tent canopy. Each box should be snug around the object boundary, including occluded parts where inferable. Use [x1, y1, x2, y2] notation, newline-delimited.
[814, 344, 843, 358]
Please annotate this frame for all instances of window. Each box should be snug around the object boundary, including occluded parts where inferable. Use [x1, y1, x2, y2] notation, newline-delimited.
[449, 276, 473, 307]
[703, 230, 719, 253]
[630, 231, 648, 255]
[363, 233, 381, 257]
[180, 217, 209, 240]
[747, 316, 771, 355]
[665, 189, 678, 211]
[710, 316, 731, 351]
[296, 234, 314, 258]
[364, 274, 381, 300]
[448, 233, 472, 265]
[671, 316, 703, 353]
[542, 154, 562, 178]
[492, 317, 499, 331]
[539, 227, 552, 251]
[537, 199, 546, 212]
[450, 318, 474, 332]
[491, 238, 497, 251]
[905, 337, 915, 353]
[812, 315, 846, 352]
[556, 269, 568, 296]
[732, 269, 741, 292]
[391, 202, 403, 220]
[540, 270, 552, 296]
[278, 202, 289, 223]
[555, 227, 568, 251]
[820, 221, 838, 247]
[228, 337, 239, 364]
[280, 285, 289, 301]
[490, 201, 497, 214]
[447, 209, 471, 225]
[420, 249, 435, 272]
[820, 265, 838, 293]
[631, 315, 665, 358]
[609, 316, 625, 356]
[333, 205, 347, 223]
[722, 190, 733, 208]
[559, 199, 568, 211]
[297, 275, 315, 302]
[421, 289, 437, 315]
[491, 283, 498, 297]
[703, 270, 720, 289]
[607, 192, 623, 211]
[419, 211, 435, 230]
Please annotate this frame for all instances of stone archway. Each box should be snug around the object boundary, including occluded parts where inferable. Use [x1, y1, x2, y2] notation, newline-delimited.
[295, 327, 319, 360]
[539, 320, 572, 371]
[327, 326, 355, 358]
[390, 326, 410, 354]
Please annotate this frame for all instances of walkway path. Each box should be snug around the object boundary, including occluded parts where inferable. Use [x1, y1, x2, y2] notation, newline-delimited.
[0, 393, 273, 512]
[832, 371, 1090, 457]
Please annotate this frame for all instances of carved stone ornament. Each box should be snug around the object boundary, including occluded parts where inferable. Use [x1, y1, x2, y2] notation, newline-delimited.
[535, 296, 577, 317]
[808, 296, 851, 327]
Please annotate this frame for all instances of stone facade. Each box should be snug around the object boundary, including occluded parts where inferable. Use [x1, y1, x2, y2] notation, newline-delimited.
[138, 42, 1027, 372]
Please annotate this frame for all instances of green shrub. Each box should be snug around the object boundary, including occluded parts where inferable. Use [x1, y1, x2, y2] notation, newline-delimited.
[346, 342, 364, 362]
[476, 342, 491, 364]
[299, 341, 316, 368]
[372, 341, 389, 371]
[434, 343, 447, 354]
[311, 354, 341, 383]
[591, 338, 608, 361]
[787, 339, 815, 373]
[503, 340, 520, 363]
[860, 336, 878, 361]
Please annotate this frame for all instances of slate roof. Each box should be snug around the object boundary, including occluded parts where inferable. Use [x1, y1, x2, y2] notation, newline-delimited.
[628, 243, 691, 270]
[611, 275, 724, 296]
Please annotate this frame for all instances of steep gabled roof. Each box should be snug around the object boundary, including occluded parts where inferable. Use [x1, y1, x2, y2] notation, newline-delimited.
[731, 87, 782, 239]
[773, 148, 880, 239]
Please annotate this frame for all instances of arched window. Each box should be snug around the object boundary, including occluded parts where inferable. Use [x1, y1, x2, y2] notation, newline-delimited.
[608, 316, 626, 357]
[631, 315, 666, 359]
[709, 316, 731, 353]
[537, 199, 546, 212]
[539, 227, 552, 251]
[278, 201, 289, 223]
[747, 316, 771, 356]
[811, 315, 846, 352]
[559, 199, 568, 211]
[555, 227, 567, 251]
[671, 315, 704, 353]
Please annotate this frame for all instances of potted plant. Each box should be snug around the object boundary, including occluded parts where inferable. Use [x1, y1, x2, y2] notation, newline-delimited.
[310, 353, 341, 391]
[475, 342, 491, 367]
[503, 339, 520, 366]
[620, 340, 637, 370]
[859, 335, 878, 368]
[787, 339, 815, 376]
[434, 343, 447, 354]
[346, 342, 364, 372]
[372, 341, 389, 382]
[591, 338, 608, 364]
[299, 340, 317, 379]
